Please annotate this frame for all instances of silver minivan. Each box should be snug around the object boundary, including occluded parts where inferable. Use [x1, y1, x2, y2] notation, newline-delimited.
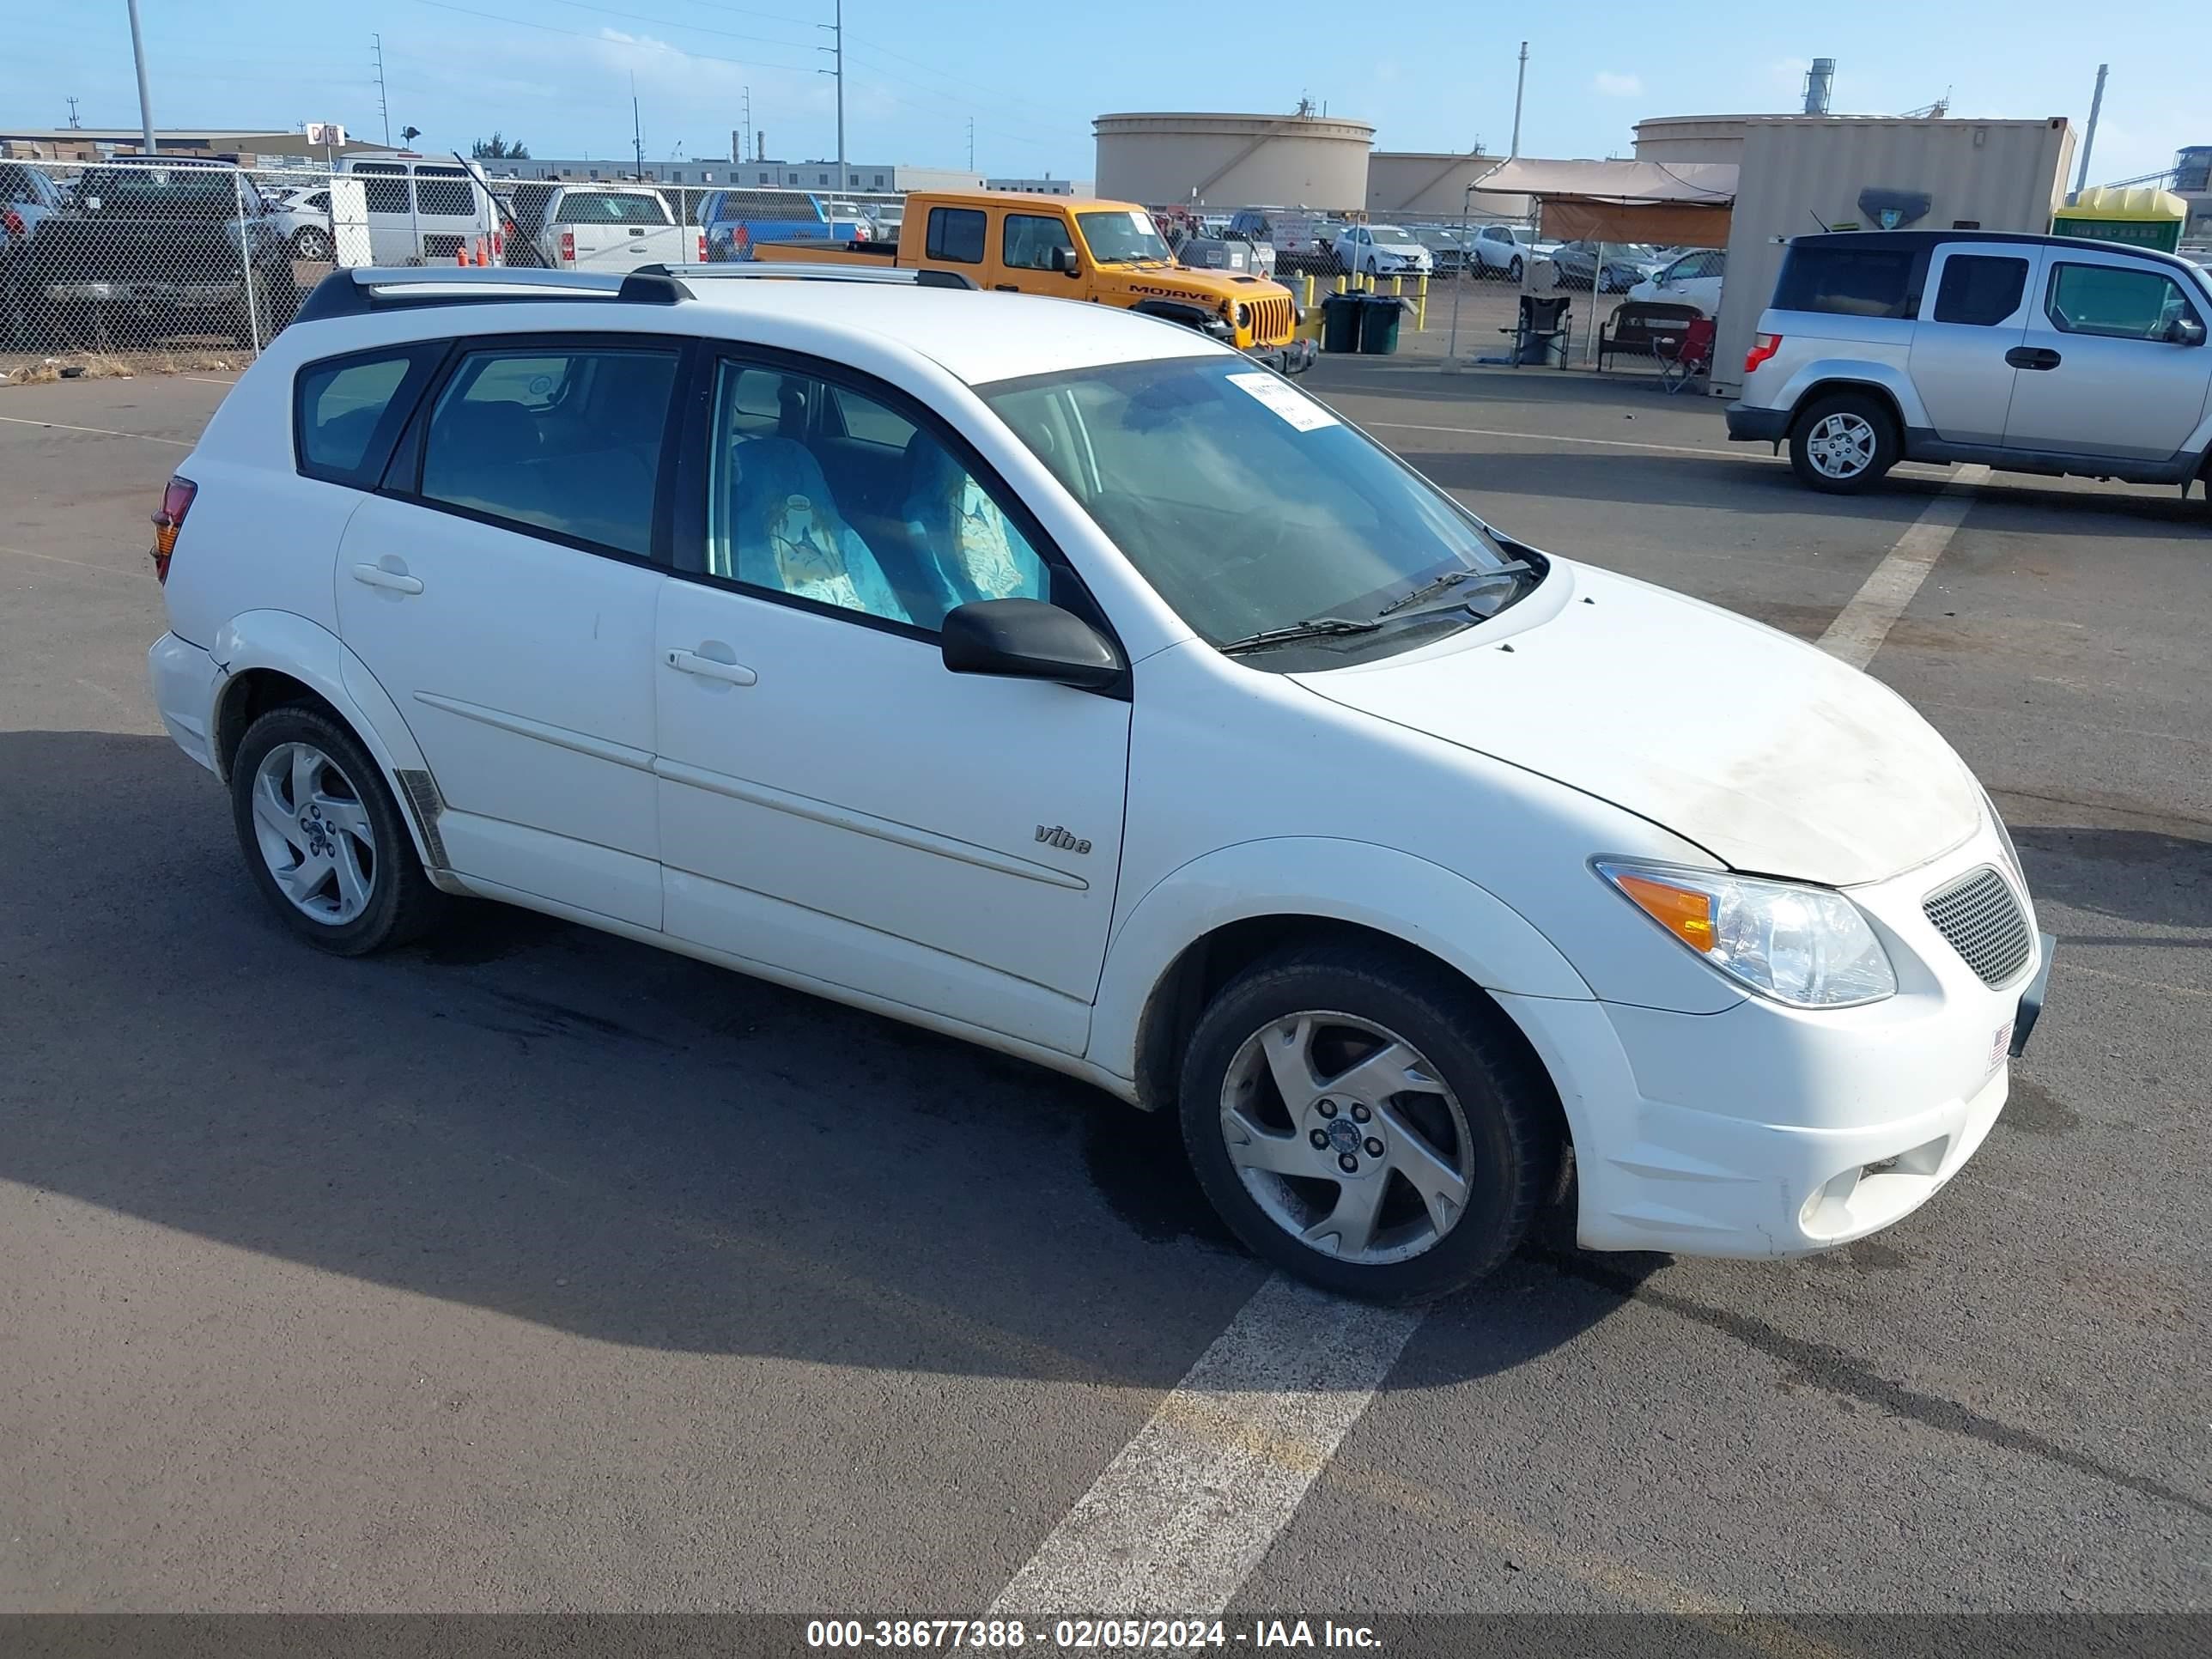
[1727, 230, 2212, 504]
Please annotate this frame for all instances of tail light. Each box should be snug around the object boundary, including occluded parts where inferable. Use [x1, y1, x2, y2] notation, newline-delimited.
[150, 475, 198, 584]
[696, 231, 707, 262]
[1745, 332, 1784, 374]
[559, 230, 574, 264]
[1, 208, 22, 239]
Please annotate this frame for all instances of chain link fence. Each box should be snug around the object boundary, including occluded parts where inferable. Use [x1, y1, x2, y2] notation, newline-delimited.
[1, 155, 908, 372]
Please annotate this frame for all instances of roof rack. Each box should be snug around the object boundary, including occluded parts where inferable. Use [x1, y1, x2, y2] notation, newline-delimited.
[294, 260, 975, 325]
[631, 262, 977, 291]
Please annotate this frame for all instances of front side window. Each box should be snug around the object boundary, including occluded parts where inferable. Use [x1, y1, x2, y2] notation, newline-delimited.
[295, 347, 435, 486]
[926, 206, 986, 264]
[1773, 245, 1917, 319]
[983, 357, 1531, 664]
[701, 361, 1046, 631]
[1075, 209, 1172, 264]
[1002, 212, 1071, 270]
[2046, 261, 2203, 340]
[1932, 254, 2028, 325]
[420, 344, 678, 557]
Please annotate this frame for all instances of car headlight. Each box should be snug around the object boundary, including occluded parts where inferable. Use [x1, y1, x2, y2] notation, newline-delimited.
[1595, 860, 1897, 1008]
[1235, 302, 1250, 326]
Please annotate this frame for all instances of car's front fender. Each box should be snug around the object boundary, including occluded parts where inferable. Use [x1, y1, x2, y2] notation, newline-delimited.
[1090, 836, 1595, 1087]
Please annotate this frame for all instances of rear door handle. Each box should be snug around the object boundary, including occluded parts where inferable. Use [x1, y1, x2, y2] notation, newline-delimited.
[351, 562, 423, 595]
[993, 283, 1020, 292]
[665, 647, 757, 686]
[2005, 347, 2063, 370]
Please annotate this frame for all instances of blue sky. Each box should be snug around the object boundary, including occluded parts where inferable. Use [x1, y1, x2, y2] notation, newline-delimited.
[12, 0, 2203, 188]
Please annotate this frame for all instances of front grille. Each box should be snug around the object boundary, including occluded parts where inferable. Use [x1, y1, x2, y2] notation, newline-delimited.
[1250, 294, 1293, 343]
[1923, 866, 2033, 988]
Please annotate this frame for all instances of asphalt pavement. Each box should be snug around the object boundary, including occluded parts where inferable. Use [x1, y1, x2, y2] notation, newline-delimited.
[1, 360, 2205, 1622]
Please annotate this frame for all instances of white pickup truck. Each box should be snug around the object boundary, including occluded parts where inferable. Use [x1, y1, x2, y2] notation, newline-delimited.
[533, 185, 700, 272]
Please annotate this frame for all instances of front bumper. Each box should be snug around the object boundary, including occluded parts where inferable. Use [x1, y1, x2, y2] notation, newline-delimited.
[1245, 337, 1316, 376]
[1499, 832, 2050, 1259]
[1725, 401, 1792, 444]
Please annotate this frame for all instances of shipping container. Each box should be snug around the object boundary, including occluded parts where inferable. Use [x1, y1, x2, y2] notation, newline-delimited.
[1712, 116, 2075, 394]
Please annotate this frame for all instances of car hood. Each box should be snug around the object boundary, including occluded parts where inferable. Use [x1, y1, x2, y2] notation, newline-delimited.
[1291, 563, 1982, 887]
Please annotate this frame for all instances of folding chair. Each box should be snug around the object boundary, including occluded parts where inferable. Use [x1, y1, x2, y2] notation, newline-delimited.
[1657, 316, 1716, 394]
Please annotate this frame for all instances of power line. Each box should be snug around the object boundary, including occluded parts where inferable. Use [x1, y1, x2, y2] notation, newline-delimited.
[399, 0, 819, 74]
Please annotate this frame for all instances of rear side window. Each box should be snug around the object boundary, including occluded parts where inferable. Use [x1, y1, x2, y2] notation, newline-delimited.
[356, 167, 409, 216]
[926, 206, 986, 264]
[295, 346, 440, 488]
[418, 344, 680, 558]
[1773, 245, 1918, 319]
[1932, 254, 2029, 325]
[415, 173, 476, 216]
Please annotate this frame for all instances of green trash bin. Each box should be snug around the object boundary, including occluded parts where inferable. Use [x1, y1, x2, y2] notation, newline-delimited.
[1357, 294, 1407, 355]
[1319, 290, 1364, 354]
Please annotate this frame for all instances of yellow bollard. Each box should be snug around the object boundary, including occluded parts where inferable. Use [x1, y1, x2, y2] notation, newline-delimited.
[1389, 275, 1402, 299]
[1334, 273, 1346, 295]
[1301, 273, 1316, 308]
[1415, 273, 1428, 331]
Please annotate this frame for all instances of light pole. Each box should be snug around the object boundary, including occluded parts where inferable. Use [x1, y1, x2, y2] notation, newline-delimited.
[819, 0, 845, 191]
[1510, 41, 1528, 159]
[125, 0, 157, 156]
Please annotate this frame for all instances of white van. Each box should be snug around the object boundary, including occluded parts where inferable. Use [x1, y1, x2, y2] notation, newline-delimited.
[339, 158, 502, 266]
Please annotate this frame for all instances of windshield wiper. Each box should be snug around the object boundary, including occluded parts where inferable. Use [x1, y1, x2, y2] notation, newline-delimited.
[1374, 560, 1535, 619]
[1215, 616, 1385, 656]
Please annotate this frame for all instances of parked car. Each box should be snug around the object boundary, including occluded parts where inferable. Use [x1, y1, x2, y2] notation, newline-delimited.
[264, 184, 336, 262]
[699, 188, 843, 262]
[339, 157, 503, 265]
[1410, 227, 1473, 274]
[1, 161, 72, 344]
[1333, 223, 1432, 278]
[1551, 240, 1663, 293]
[1464, 223, 1553, 281]
[1729, 228, 2212, 501]
[145, 262, 2051, 1302]
[1628, 246, 1724, 313]
[32, 157, 298, 349]
[532, 184, 699, 271]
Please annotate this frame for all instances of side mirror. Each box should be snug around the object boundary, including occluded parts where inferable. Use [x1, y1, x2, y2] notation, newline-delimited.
[941, 599, 1123, 690]
[1049, 244, 1079, 276]
[2167, 315, 2207, 347]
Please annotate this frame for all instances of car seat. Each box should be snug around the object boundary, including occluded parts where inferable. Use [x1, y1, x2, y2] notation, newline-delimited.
[719, 436, 910, 624]
[899, 433, 1047, 613]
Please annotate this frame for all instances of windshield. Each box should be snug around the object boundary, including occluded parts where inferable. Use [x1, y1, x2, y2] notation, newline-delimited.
[1078, 210, 1173, 264]
[80, 166, 246, 216]
[1413, 229, 1464, 248]
[1366, 225, 1413, 244]
[981, 356, 1533, 662]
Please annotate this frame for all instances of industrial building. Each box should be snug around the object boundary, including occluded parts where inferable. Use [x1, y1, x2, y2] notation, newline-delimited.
[1093, 111, 1374, 210]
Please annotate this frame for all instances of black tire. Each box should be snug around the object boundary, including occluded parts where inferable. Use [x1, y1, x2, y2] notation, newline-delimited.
[1506, 255, 1522, 283]
[1176, 943, 1557, 1304]
[230, 705, 445, 957]
[1789, 388, 1899, 494]
[293, 225, 334, 262]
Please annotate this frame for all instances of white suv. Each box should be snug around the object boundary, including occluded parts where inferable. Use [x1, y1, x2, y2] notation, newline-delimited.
[146, 264, 2051, 1302]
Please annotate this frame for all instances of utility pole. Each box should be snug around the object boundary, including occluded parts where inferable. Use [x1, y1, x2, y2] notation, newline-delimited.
[65, 95, 82, 130]
[373, 34, 392, 146]
[632, 73, 644, 179]
[1510, 41, 1528, 158]
[819, 0, 844, 190]
[967, 117, 975, 172]
[125, 0, 157, 156]
[741, 86, 751, 168]
[2073, 64, 2109, 198]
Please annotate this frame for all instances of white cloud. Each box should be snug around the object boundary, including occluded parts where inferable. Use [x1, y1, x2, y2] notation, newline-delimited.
[1593, 71, 1642, 99]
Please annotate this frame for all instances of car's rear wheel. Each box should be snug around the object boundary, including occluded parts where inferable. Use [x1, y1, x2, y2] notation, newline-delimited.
[1790, 390, 1898, 493]
[1506, 255, 1523, 283]
[1177, 945, 1555, 1304]
[293, 225, 334, 262]
[230, 706, 444, 957]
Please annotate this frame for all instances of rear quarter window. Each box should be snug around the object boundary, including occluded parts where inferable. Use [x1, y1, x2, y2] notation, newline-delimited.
[926, 207, 986, 264]
[295, 345, 443, 488]
[1773, 245, 1920, 319]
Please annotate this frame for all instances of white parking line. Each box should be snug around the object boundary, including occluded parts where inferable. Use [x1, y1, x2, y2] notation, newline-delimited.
[0, 413, 191, 447]
[1816, 465, 1990, 669]
[988, 1274, 1422, 1615]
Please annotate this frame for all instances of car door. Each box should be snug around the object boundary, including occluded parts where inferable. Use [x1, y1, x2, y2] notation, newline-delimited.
[2002, 252, 2212, 460]
[336, 333, 686, 930]
[653, 350, 1130, 1055]
[1906, 243, 2042, 446]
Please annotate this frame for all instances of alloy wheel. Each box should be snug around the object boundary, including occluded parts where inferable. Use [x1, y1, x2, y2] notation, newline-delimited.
[1218, 1011, 1476, 1266]
[249, 742, 377, 925]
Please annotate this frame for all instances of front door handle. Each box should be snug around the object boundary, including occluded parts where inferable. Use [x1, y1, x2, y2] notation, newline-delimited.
[2005, 346, 2063, 370]
[351, 561, 423, 595]
[665, 647, 757, 686]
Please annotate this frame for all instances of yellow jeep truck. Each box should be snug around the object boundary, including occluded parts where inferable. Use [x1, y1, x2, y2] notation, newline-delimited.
[757, 191, 1312, 373]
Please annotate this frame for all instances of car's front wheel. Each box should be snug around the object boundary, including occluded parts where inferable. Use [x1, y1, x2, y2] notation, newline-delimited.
[1790, 390, 1899, 492]
[293, 224, 334, 262]
[1178, 945, 1555, 1304]
[230, 705, 445, 956]
[1506, 255, 1523, 283]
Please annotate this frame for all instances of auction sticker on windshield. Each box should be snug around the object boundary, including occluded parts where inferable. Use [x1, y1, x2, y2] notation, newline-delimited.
[1226, 371, 1338, 432]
